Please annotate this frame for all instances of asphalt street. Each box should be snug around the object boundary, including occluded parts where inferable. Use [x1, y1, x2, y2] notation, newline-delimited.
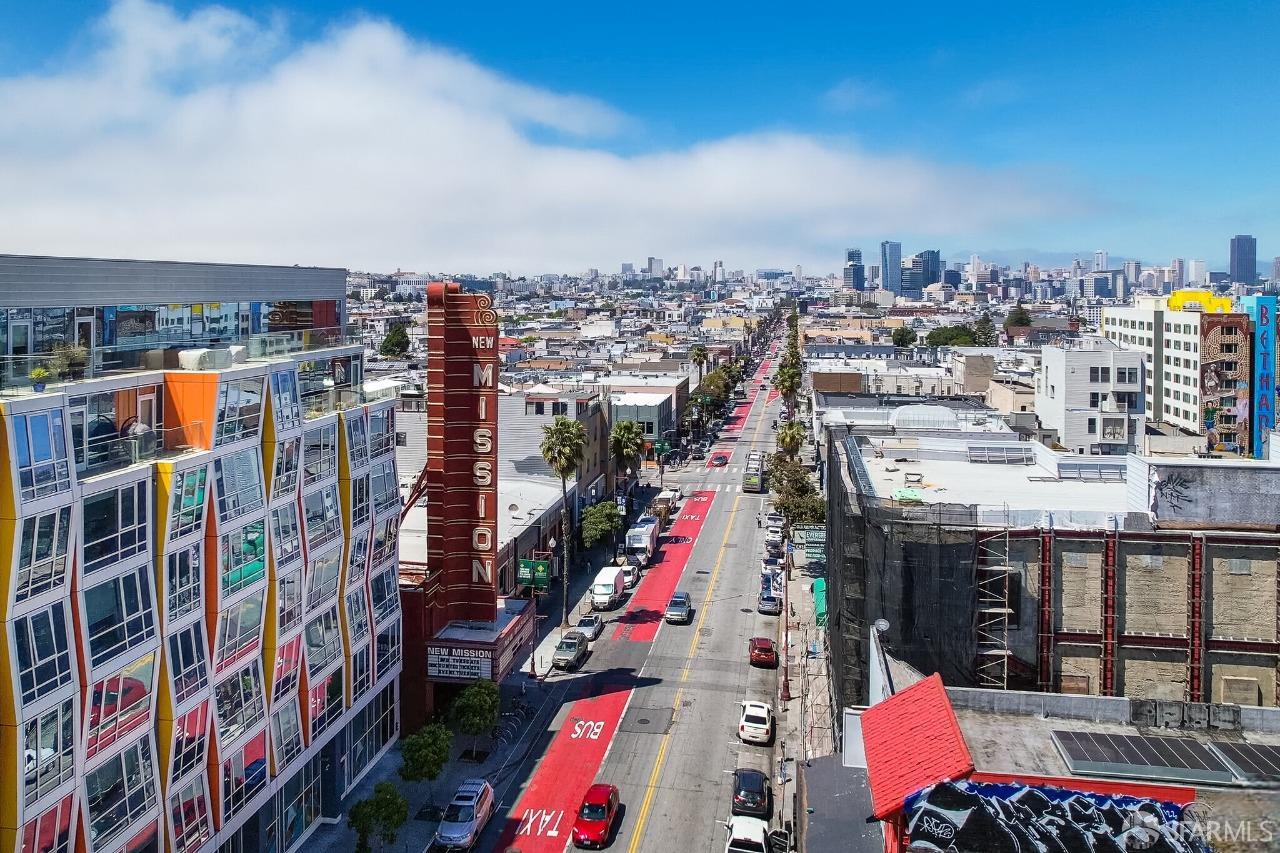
[483, 347, 784, 852]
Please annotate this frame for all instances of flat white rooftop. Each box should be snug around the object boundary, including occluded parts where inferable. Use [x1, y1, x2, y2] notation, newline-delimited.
[433, 597, 531, 642]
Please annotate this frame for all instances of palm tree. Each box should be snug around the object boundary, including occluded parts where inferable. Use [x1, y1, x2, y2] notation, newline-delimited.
[609, 420, 645, 497]
[540, 416, 587, 627]
[772, 365, 801, 417]
[777, 421, 806, 459]
[690, 344, 709, 386]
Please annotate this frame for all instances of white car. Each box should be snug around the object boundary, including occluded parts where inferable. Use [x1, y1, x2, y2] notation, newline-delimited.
[622, 565, 639, 589]
[575, 614, 604, 641]
[724, 815, 770, 853]
[764, 513, 786, 530]
[738, 701, 774, 745]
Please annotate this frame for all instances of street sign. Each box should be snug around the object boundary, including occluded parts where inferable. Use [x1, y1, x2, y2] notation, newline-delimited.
[654, 440, 671, 454]
[518, 559, 551, 590]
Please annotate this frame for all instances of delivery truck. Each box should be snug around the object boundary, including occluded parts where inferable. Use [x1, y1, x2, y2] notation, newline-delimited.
[591, 566, 625, 610]
[625, 516, 660, 568]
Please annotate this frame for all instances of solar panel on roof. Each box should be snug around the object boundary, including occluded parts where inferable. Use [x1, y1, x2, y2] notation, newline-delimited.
[1052, 730, 1237, 785]
[1212, 741, 1280, 783]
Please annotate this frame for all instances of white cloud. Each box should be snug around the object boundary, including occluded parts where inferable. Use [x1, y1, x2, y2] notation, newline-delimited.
[0, 1, 1071, 274]
[822, 78, 892, 111]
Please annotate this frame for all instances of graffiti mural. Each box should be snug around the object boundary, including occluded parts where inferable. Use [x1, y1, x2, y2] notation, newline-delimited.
[1198, 315, 1251, 454]
[904, 780, 1210, 853]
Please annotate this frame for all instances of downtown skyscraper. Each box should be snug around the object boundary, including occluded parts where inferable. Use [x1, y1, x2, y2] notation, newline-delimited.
[880, 241, 902, 295]
[1230, 235, 1257, 284]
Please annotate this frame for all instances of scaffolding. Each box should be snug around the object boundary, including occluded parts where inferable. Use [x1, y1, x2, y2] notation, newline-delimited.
[975, 527, 1014, 689]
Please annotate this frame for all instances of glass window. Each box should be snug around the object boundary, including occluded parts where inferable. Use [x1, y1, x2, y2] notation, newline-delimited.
[213, 378, 263, 447]
[214, 661, 266, 745]
[345, 413, 369, 469]
[23, 697, 75, 807]
[306, 547, 342, 612]
[277, 747, 322, 849]
[308, 669, 343, 739]
[168, 623, 209, 705]
[20, 792, 74, 853]
[347, 524, 370, 586]
[166, 542, 202, 622]
[272, 636, 304, 703]
[277, 567, 303, 635]
[170, 701, 209, 783]
[15, 603, 73, 704]
[84, 566, 156, 668]
[86, 653, 155, 759]
[302, 423, 338, 486]
[346, 588, 370, 645]
[304, 607, 342, 678]
[271, 436, 300, 497]
[214, 448, 264, 523]
[271, 698, 304, 771]
[168, 465, 208, 541]
[350, 474, 371, 528]
[11, 411, 72, 501]
[16, 505, 73, 603]
[84, 738, 157, 851]
[370, 459, 399, 516]
[214, 591, 265, 675]
[376, 620, 401, 678]
[270, 371, 302, 432]
[370, 565, 400, 625]
[82, 482, 149, 575]
[368, 408, 394, 457]
[341, 684, 397, 794]
[371, 515, 398, 566]
[302, 485, 342, 552]
[269, 501, 302, 569]
[219, 520, 266, 596]
[168, 776, 212, 853]
[350, 645, 372, 701]
[221, 731, 268, 819]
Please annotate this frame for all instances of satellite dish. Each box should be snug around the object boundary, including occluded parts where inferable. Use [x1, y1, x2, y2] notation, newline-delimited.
[508, 503, 520, 513]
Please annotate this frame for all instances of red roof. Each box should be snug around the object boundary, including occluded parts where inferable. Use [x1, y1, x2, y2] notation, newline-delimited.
[862, 673, 973, 820]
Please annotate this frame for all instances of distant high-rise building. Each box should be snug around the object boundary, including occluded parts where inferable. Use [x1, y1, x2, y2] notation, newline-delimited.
[915, 249, 942, 285]
[1188, 259, 1208, 287]
[868, 264, 880, 285]
[1272, 257, 1280, 282]
[1123, 260, 1141, 284]
[622, 262, 634, 276]
[1170, 258, 1186, 288]
[942, 269, 962, 287]
[846, 248, 862, 265]
[1230, 235, 1257, 283]
[901, 256, 925, 298]
[1094, 249, 1109, 271]
[713, 260, 726, 283]
[1072, 258, 1085, 279]
[880, 241, 902, 294]
[843, 248, 866, 291]
[794, 265, 803, 281]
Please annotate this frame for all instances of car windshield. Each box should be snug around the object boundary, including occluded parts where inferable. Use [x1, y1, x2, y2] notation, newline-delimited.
[556, 639, 579, 652]
[738, 774, 765, 793]
[580, 617, 599, 627]
[744, 714, 768, 726]
[443, 803, 475, 822]
[579, 803, 608, 820]
[728, 841, 767, 853]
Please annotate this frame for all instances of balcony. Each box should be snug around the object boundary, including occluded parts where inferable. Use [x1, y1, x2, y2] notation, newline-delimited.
[75, 422, 203, 479]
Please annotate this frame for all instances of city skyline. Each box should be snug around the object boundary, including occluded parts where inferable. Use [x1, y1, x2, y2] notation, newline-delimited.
[1, 1, 1278, 274]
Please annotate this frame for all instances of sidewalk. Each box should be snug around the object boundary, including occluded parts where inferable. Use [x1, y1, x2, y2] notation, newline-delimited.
[308, 529, 629, 853]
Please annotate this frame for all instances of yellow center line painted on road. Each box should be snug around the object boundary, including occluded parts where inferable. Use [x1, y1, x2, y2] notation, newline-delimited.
[625, 366, 775, 853]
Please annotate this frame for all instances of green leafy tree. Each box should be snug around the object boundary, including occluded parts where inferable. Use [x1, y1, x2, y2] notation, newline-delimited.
[772, 365, 802, 415]
[540, 416, 587, 626]
[973, 312, 998, 346]
[348, 782, 408, 853]
[776, 421, 807, 459]
[690, 344, 709, 385]
[925, 325, 976, 347]
[399, 722, 453, 805]
[581, 500, 623, 549]
[891, 327, 918, 348]
[451, 680, 501, 758]
[609, 420, 645, 495]
[1004, 301, 1033, 330]
[379, 324, 410, 357]
[776, 489, 826, 524]
[373, 287, 389, 300]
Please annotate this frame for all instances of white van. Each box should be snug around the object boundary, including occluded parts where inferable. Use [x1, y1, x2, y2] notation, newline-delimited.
[591, 566, 625, 610]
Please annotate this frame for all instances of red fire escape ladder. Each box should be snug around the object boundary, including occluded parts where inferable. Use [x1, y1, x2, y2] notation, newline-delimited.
[1038, 529, 1054, 692]
[1101, 529, 1118, 696]
[1188, 534, 1204, 703]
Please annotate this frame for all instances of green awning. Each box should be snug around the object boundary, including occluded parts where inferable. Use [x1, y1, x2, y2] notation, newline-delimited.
[813, 578, 828, 627]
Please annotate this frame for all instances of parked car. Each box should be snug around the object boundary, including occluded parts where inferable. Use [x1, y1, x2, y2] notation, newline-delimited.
[552, 632, 589, 670]
[621, 564, 639, 590]
[433, 779, 495, 850]
[757, 590, 782, 615]
[575, 614, 604, 641]
[664, 591, 692, 624]
[760, 557, 783, 578]
[764, 513, 786, 531]
[731, 767, 772, 818]
[690, 446, 707, 460]
[748, 637, 777, 668]
[723, 815, 770, 853]
[571, 783, 621, 848]
[738, 701, 775, 745]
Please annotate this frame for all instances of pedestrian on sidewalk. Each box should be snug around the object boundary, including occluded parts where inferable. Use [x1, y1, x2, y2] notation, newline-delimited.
[756, 513, 762, 528]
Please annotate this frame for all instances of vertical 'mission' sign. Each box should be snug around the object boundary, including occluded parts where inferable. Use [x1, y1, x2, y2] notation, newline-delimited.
[426, 281, 499, 623]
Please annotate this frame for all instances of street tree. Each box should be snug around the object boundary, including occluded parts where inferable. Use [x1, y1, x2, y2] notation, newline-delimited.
[772, 365, 802, 416]
[451, 680, 501, 759]
[891, 327, 918, 348]
[399, 721, 453, 806]
[973, 312, 998, 346]
[581, 500, 623, 549]
[776, 421, 807, 458]
[348, 782, 408, 853]
[540, 415, 587, 627]
[379, 324, 410, 357]
[690, 344, 709, 385]
[925, 325, 976, 347]
[1004, 301, 1033, 330]
[609, 420, 645, 495]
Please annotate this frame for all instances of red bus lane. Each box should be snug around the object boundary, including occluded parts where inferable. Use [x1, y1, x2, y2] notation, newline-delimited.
[498, 685, 632, 851]
[705, 358, 772, 468]
[613, 490, 714, 643]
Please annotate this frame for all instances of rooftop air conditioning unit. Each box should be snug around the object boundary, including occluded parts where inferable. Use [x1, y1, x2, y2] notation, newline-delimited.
[177, 348, 232, 371]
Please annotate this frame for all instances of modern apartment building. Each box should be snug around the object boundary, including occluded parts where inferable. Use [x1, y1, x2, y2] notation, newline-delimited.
[1102, 292, 1252, 451]
[0, 255, 400, 853]
[1035, 337, 1145, 455]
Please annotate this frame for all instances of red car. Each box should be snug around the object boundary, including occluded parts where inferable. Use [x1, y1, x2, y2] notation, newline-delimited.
[748, 637, 777, 667]
[572, 783, 620, 848]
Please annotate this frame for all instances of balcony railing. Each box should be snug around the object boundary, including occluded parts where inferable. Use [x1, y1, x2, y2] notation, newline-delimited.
[75, 422, 204, 479]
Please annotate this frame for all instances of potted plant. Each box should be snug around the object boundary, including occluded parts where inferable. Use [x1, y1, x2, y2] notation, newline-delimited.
[29, 366, 51, 392]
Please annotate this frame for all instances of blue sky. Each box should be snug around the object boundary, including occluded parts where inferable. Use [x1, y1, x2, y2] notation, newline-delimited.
[1, 1, 1277, 273]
